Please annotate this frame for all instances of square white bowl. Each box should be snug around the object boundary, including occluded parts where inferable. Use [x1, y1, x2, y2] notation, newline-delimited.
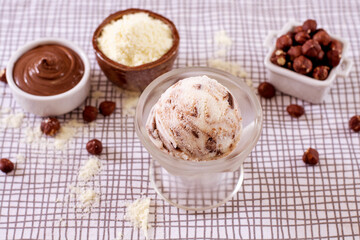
[264, 20, 353, 104]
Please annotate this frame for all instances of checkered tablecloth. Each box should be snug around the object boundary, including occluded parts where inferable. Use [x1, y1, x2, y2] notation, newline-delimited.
[0, 0, 359, 239]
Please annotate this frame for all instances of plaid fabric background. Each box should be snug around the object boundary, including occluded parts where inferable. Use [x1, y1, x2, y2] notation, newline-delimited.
[0, 0, 359, 239]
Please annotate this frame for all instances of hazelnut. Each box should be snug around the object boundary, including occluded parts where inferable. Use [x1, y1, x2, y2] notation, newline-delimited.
[302, 148, 319, 165]
[286, 31, 295, 40]
[0, 158, 14, 173]
[99, 101, 116, 116]
[286, 61, 293, 70]
[326, 50, 341, 67]
[302, 39, 322, 58]
[287, 46, 302, 61]
[302, 19, 317, 33]
[41, 117, 61, 136]
[312, 66, 330, 80]
[313, 30, 331, 47]
[317, 50, 325, 61]
[293, 25, 303, 34]
[270, 49, 287, 66]
[293, 56, 313, 75]
[258, 82, 276, 99]
[0, 69, 7, 84]
[276, 34, 293, 51]
[329, 39, 343, 54]
[86, 139, 103, 155]
[294, 31, 310, 45]
[83, 106, 98, 122]
[286, 104, 304, 118]
[349, 115, 360, 132]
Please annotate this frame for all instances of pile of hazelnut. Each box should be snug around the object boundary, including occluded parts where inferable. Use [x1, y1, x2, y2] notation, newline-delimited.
[271, 19, 343, 80]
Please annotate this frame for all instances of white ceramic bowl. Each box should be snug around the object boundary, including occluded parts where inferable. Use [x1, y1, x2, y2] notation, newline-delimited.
[264, 20, 353, 104]
[6, 38, 91, 116]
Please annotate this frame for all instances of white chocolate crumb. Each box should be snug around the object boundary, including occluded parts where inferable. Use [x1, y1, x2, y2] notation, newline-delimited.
[78, 156, 102, 182]
[1, 112, 24, 128]
[124, 197, 151, 239]
[91, 90, 105, 100]
[15, 154, 25, 164]
[208, 59, 248, 78]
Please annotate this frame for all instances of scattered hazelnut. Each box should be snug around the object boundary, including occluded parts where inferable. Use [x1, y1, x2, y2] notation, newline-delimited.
[40, 117, 61, 136]
[302, 19, 317, 33]
[349, 115, 360, 132]
[258, 82, 276, 99]
[0, 158, 14, 173]
[270, 49, 287, 66]
[294, 31, 310, 45]
[301, 39, 322, 58]
[293, 25, 303, 34]
[287, 46, 302, 61]
[0, 69, 7, 84]
[312, 66, 330, 80]
[286, 104, 304, 118]
[83, 106, 98, 122]
[86, 139, 103, 155]
[326, 50, 341, 67]
[313, 30, 331, 46]
[302, 148, 319, 165]
[293, 56, 313, 75]
[329, 39, 343, 54]
[99, 101, 116, 116]
[276, 34, 293, 51]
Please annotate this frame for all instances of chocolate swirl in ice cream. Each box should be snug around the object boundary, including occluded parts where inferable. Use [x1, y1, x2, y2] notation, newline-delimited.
[146, 75, 242, 161]
[13, 44, 84, 96]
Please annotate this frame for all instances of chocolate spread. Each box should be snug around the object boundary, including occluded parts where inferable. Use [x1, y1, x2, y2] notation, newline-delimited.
[13, 44, 84, 96]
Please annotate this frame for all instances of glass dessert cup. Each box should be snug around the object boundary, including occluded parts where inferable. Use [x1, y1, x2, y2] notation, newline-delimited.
[135, 67, 263, 211]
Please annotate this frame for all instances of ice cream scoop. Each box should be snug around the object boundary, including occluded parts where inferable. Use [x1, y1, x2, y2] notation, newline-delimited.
[146, 75, 242, 161]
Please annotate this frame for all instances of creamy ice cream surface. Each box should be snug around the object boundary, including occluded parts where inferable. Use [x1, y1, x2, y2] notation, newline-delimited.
[146, 75, 242, 161]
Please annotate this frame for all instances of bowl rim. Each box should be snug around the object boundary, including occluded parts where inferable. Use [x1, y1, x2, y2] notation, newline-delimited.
[264, 20, 349, 87]
[6, 37, 91, 101]
[92, 8, 180, 71]
[135, 66, 263, 169]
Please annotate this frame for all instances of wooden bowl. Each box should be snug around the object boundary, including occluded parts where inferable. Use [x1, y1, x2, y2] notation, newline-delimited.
[92, 8, 180, 92]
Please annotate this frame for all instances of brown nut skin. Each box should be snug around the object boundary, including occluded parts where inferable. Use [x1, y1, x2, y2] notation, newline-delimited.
[83, 106, 98, 122]
[86, 139, 103, 155]
[326, 50, 341, 67]
[302, 39, 322, 58]
[258, 82, 276, 99]
[41, 117, 61, 136]
[276, 34, 293, 51]
[293, 25, 303, 34]
[349, 115, 360, 132]
[313, 30, 331, 47]
[270, 49, 287, 66]
[329, 39, 343, 54]
[303, 148, 319, 165]
[312, 66, 330, 80]
[285, 61, 293, 70]
[0, 69, 7, 84]
[317, 50, 325, 61]
[0, 158, 14, 173]
[287, 46, 302, 61]
[287, 104, 305, 118]
[293, 56, 313, 75]
[302, 19, 317, 34]
[294, 31, 310, 45]
[99, 101, 116, 116]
